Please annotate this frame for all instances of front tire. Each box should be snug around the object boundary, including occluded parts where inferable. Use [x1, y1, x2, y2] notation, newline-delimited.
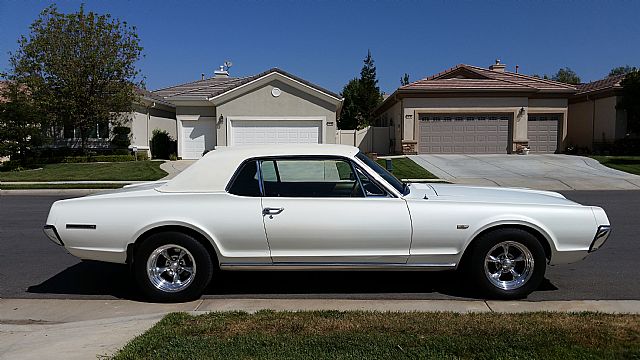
[134, 231, 213, 302]
[469, 228, 546, 299]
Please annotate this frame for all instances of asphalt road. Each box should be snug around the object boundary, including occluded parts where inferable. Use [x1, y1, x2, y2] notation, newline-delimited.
[1, 191, 639, 301]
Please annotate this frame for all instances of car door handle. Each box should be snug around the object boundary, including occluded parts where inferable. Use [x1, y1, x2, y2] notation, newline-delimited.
[263, 207, 284, 216]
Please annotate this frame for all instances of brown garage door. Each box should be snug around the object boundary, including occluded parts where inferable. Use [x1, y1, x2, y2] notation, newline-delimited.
[418, 114, 510, 154]
[528, 114, 559, 153]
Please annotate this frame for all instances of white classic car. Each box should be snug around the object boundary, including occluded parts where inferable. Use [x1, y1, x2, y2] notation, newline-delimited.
[44, 145, 611, 301]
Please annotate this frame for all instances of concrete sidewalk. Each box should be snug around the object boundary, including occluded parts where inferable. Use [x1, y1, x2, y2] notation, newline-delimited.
[1, 298, 640, 359]
[160, 160, 195, 180]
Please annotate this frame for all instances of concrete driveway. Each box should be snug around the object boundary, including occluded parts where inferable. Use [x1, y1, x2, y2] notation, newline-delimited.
[410, 154, 640, 190]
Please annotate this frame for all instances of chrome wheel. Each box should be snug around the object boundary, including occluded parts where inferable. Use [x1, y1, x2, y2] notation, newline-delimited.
[146, 244, 196, 293]
[483, 241, 534, 291]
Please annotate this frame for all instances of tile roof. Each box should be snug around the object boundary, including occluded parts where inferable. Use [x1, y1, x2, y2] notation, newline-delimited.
[135, 86, 176, 108]
[152, 68, 341, 101]
[401, 64, 577, 93]
[576, 74, 626, 95]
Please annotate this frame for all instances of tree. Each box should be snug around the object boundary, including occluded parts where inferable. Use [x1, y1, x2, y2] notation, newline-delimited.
[7, 4, 143, 152]
[338, 50, 383, 129]
[400, 73, 410, 86]
[552, 67, 581, 84]
[619, 70, 640, 135]
[0, 82, 46, 160]
[337, 78, 361, 130]
[609, 65, 637, 77]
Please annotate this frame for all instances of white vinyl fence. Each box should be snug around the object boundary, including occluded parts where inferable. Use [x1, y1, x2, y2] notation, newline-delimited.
[336, 126, 392, 154]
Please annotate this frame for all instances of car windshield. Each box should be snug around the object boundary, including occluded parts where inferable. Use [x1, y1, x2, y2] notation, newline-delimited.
[356, 152, 407, 195]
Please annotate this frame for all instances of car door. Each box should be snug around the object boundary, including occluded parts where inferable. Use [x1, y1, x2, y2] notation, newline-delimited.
[260, 157, 412, 265]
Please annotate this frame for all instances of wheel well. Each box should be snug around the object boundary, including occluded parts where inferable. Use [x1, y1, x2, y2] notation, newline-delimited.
[126, 225, 219, 267]
[458, 224, 552, 270]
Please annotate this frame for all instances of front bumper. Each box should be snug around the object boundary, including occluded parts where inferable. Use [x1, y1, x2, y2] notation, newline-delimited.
[589, 225, 611, 253]
[43, 225, 64, 246]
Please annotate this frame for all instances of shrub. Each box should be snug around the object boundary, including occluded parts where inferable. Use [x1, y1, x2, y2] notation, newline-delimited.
[113, 148, 130, 155]
[169, 153, 177, 161]
[150, 129, 175, 159]
[593, 138, 640, 155]
[111, 126, 131, 149]
[136, 152, 149, 161]
[60, 155, 135, 163]
[94, 155, 135, 162]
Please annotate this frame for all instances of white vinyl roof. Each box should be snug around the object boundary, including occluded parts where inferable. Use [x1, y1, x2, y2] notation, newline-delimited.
[157, 144, 360, 193]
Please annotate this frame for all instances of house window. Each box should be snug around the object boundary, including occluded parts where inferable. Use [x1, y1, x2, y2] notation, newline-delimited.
[62, 121, 110, 139]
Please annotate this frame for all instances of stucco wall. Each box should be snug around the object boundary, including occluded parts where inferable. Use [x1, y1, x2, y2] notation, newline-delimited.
[215, 80, 338, 146]
[567, 101, 593, 148]
[379, 101, 402, 153]
[594, 96, 619, 142]
[129, 105, 177, 151]
[568, 95, 624, 149]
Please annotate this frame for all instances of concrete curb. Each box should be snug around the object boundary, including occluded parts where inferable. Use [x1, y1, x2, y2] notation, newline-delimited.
[0, 189, 104, 196]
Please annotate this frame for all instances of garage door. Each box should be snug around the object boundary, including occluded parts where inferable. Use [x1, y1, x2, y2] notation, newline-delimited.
[528, 114, 559, 153]
[230, 120, 321, 146]
[181, 119, 215, 159]
[418, 114, 510, 154]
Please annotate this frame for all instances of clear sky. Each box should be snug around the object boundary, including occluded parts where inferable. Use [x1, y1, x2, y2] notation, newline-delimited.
[1, 0, 639, 94]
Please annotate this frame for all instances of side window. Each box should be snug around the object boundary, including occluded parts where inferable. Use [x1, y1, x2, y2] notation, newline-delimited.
[260, 158, 362, 198]
[228, 161, 261, 197]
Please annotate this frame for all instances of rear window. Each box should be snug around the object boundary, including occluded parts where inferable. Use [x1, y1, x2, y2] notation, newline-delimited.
[228, 161, 261, 197]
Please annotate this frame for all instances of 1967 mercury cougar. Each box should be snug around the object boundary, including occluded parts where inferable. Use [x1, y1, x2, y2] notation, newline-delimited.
[44, 145, 610, 302]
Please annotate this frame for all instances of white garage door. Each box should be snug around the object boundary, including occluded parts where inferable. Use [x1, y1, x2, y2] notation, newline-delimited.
[230, 120, 321, 146]
[418, 114, 510, 154]
[181, 119, 215, 159]
[528, 114, 559, 153]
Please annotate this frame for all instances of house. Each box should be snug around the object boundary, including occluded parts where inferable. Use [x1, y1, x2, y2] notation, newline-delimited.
[375, 61, 577, 154]
[567, 74, 627, 150]
[128, 88, 177, 155]
[152, 67, 343, 159]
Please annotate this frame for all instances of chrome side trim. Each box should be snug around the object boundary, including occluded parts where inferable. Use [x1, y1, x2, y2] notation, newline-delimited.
[66, 224, 97, 230]
[219, 262, 457, 271]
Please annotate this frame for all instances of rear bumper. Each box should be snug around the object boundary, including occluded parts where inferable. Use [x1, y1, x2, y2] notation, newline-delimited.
[67, 247, 127, 264]
[43, 225, 64, 246]
[589, 225, 611, 253]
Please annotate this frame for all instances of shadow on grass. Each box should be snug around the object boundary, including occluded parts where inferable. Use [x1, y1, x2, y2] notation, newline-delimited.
[27, 261, 558, 301]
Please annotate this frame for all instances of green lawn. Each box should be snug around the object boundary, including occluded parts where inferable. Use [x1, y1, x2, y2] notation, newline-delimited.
[376, 157, 437, 179]
[591, 156, 640, 175]
[0, 161, 166, 182]
[113, 311, 640, 360]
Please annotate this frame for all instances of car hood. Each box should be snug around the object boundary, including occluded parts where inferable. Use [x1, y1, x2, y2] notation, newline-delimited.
[405, 183, 579, 206]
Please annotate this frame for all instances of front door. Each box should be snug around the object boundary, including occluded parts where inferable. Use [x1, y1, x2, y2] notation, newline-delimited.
[259, 157, 412, 264]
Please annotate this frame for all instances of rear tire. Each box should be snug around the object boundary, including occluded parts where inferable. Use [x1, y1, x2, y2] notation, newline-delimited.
[134, 231, 213, 302]
[469, 228, 546, 299]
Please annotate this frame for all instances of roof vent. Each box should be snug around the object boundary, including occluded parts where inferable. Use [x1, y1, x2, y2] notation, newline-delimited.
[214, 66, 229, 78]
[489, 59, 506, 73]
